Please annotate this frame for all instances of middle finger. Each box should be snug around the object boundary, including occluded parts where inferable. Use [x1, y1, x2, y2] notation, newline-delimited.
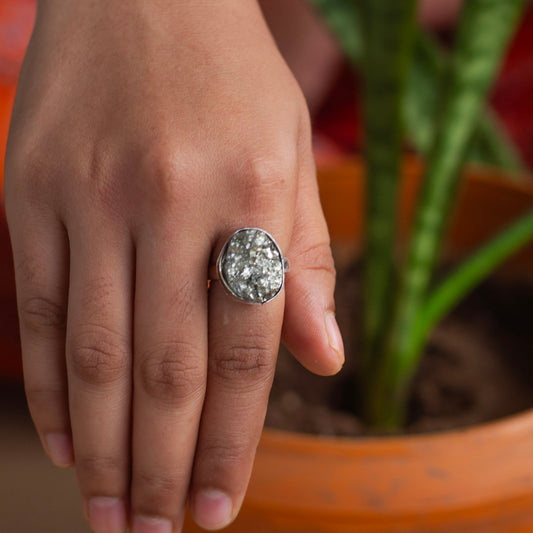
[131, 221, 210, 533]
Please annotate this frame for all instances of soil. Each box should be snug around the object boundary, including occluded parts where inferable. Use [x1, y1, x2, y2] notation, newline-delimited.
[265, 244, 533, 436]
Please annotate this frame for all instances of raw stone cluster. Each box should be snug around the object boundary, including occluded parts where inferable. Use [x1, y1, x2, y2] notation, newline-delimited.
[219, 228, 284, 304]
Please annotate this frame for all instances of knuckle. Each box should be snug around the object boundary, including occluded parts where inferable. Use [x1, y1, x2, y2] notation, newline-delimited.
[20, 295, 66, 337]
[135, 469, 183, 498]
[142, 146, 197, 211]
[197, 439, 251, 469]
[293, 240, 336, 278]
[149, 152, 179, 202]
[210, 335, 274, 384]
[69, 325, 129, 386]
[77, 454, 128, 482]
[5, 142, 59, 209]
[138, 341, 205, 406]
[25, 386, 65, 416]
[8, 148, 45, 192]
[237, 152, 294, 208]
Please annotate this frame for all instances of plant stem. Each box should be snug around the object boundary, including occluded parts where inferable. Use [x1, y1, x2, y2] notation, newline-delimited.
[366, 0, 528, 430]
[359, 0, 417, 375]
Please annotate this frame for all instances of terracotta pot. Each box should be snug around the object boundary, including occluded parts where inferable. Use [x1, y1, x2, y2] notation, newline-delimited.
[180, 158, 533, 532]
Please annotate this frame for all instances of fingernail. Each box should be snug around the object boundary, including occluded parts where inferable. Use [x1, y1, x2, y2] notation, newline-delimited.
[44, 433, 75, 467]
[88, 497, 127, 533]
[193, 489, 234, 530]
[325, 311, 344, 364]
[131, 515, 172, 533]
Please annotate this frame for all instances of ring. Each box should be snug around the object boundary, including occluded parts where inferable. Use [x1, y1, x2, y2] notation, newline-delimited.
[211, 228, 289, 305]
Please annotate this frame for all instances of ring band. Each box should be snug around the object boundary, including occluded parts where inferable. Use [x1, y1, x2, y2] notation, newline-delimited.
[210, 228, 289, 305]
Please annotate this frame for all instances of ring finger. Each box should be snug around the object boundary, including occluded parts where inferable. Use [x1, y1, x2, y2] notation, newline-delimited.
[190, 203, 294, 530]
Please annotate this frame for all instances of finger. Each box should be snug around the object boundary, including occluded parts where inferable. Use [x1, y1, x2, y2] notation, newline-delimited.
[190, 280, 284, 530]
[281, 155, 344, 376]
[130, 222, 210, 533]
[7, 206, 72, 467]
[65, 217, 133, 533]
[190, 160, 296, 531]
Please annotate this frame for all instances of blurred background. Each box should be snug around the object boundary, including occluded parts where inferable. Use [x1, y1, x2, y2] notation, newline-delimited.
[1, 0, 533, 530]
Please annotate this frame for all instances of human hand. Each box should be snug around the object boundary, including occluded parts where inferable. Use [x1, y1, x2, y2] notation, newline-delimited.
[4, 1, 344, 532]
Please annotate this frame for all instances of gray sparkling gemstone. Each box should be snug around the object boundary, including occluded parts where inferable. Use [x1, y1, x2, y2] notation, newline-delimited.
[219, 228, 284, 304]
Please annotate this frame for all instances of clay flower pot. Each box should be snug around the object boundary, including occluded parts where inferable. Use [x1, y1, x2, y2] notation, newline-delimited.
[181, 158, 533, 532]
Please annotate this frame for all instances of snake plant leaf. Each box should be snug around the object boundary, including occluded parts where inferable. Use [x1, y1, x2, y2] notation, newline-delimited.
[358, 0, 417, 372]
[371, 0, 529, 428]
[412, 208, 533, 361]
[407, 31, 526, 174]
[308, 0, 526, 172]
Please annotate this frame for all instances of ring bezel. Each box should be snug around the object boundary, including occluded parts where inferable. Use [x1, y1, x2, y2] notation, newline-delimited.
[215, 227, 287, 305]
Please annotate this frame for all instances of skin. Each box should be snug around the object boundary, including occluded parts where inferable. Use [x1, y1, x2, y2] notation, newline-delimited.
[4, 1, 344, 532]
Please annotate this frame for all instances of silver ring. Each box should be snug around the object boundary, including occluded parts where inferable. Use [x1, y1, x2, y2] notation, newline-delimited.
[210, 228, 289, 305]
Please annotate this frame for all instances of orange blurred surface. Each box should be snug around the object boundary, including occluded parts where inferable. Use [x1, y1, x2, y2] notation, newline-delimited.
[0, 0, 35, 192]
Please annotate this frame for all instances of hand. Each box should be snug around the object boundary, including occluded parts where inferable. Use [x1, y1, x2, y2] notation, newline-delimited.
[5, 1, 344, 531]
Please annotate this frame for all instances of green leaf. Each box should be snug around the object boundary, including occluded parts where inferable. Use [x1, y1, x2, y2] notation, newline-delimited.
[358, 0, 417, 407]
[413, 208, 533, 358]
[308, 0, 527, 172]
[371, 0, 529, 429]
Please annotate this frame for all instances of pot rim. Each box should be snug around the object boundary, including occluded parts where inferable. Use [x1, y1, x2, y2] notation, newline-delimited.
[251, 387, 533, 519]
[262, 404, 533, 447]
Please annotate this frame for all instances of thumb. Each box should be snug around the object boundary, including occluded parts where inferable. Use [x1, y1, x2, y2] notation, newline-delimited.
[282, 166, 344, 376]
